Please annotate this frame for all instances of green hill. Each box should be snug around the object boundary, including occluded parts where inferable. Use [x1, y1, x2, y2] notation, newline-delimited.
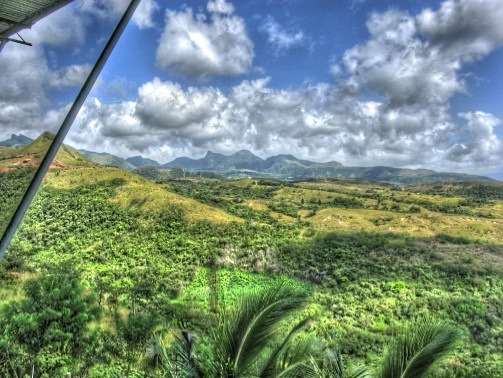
[0, 132, 501, 376]
[43, 167, 239, 225]
[0, 132, 238, 230]
[78, 149, 136, 171]
[0, 132, 95, 172]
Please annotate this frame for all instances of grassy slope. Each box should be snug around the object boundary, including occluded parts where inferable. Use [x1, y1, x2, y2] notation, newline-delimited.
[0, 132, 95, 172]
[44, 167, 239, 224]
[0, 132, 238, 225]
[162, 177, 502, 244]
[308, 207, 502, 242]
[282, 181, 503, 243]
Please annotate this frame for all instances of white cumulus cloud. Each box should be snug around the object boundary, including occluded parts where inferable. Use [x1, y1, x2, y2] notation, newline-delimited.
[446, 112, 502, 166]
[79, 0, 160, 29]
[259, 16, 309, 54]
[155, 0, 254, 80]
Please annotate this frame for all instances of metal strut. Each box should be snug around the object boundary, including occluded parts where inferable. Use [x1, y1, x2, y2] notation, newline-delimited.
[0, 35, 33, 47]
[0, 0, 142, 260]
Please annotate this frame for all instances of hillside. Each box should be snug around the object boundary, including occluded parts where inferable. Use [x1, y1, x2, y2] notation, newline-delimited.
[0, 132, 238, 235]
[43, 167, 239, 225]
[78, 149, 136, 171]
[164, 177, 503, 243]
[0, 134, 160, 171]
[0, 132, 502, 376]
[0, 132, 95, 172]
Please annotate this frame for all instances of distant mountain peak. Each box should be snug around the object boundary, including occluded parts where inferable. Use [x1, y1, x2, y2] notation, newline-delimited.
[77, 149, 136, 170]
[233, 149, 255, 156]
[126, 155, 160, 167]
[0, 133, 33, 148]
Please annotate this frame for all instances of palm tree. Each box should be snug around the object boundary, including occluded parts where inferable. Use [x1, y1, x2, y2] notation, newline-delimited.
[158, 285, 460, 378]
[376, 319, 460, 378]
[161, 281, 314, 377]
[308, 319, 459, 378]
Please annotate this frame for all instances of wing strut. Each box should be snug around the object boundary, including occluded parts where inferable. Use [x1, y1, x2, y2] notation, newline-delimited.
[0, 0, 142, 259]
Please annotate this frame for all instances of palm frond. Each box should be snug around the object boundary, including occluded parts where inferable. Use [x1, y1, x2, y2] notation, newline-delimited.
[259, 324, 318, 378]
[276, 361, 319, 378]
[325, 350, 346, 378]
[309, 349, 369, 378]
[145, 332, 166, 370]
[179, 331, 207, 377]
[212, 281, 309, 376]
[377, 319, 460, 378]
[164, 330, 206, 378]
[275, 334, 323, 378]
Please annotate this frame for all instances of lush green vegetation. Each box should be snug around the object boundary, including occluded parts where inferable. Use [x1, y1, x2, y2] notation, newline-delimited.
[0, 165, 501, 377]
[158, 283, 460, 378]
[0, 167, 36, 236]
[0, 268, 101, 376]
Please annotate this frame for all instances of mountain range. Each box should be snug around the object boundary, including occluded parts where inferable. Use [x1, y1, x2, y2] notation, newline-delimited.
[0, 134, 32, 148]
[0, 133, 497, 184]
[160, 150, 495, 184]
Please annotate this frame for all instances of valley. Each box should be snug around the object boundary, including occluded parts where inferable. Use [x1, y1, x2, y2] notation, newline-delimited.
[0, 134, 502, 376]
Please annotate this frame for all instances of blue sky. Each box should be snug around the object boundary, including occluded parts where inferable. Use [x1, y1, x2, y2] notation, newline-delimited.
[0, 0, 502, 175]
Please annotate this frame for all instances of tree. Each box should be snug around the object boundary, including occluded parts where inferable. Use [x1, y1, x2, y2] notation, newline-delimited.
[0, 270, 101, 377]
[115, 310, 159, 372]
